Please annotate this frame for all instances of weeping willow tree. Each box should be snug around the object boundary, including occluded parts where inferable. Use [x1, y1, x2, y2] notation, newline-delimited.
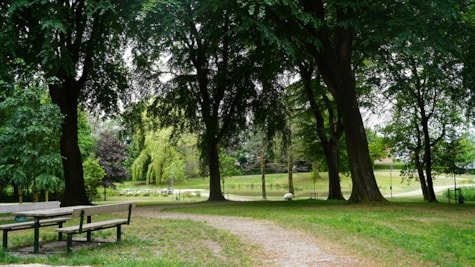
[131, 128, 199, 185]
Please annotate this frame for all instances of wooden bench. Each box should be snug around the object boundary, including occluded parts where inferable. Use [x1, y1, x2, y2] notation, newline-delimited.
[0, 201, 69, 250]
[55, 202, 135, 254]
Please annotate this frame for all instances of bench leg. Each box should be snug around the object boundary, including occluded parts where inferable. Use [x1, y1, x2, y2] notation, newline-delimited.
[87, 216, 92, 242]
[2, 230, 8, 250]
[58, 222, 64, 241]
[66, 234, 73, 254]
[116, 225, 122, 242]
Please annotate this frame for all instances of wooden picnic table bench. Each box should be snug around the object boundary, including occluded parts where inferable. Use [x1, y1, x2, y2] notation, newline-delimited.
[55, 202, 135, 254]
[0, 201, 70, 251]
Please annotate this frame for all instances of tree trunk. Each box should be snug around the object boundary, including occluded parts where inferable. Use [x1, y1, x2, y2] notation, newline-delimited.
[49, 83, 90, 206]
[327, 141, 345, 200]
[207, 139, 225, 201]
[300, 65, 344, 200]
[303, 4, 386, 203]
[423, 133, 438, 202]
[338, 89, 385, 203]
[288, 148, 294, 195]
[261, 137, 267, 199]
[421, 112, 438, 202]
[314, 52, 385, 202]
[414, 149, 429, 201]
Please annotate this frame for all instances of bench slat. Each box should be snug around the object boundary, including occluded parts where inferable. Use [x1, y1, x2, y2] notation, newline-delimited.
[71, 203, 135, 217]
[0, 201, 60, 214]
[0, 217, 70, 230]
[56, 219, 128, 234]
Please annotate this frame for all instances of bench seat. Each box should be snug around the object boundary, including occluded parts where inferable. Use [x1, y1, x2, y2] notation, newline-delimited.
[56, 219, 128, 234]
[54, 203, 135, 254]
[1, 217, 70, 250]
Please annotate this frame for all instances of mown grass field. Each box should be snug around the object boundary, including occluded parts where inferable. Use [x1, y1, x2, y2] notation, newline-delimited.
[1, 170, 474, 266]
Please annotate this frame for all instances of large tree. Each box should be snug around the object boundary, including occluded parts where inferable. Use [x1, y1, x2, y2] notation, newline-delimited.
[2, 1, 139, 206]
[375, 1, 474, 202]
[244, 1, 385, 202]
[133, 0, 282, 200]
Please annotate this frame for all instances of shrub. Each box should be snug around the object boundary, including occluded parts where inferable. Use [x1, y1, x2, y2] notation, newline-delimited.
[461, 187, 475, 201]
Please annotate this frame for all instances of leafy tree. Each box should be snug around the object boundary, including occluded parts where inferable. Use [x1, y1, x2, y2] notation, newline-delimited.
[243, 0, 386, 202]
[219, 153, 241, 195]
[2, 0, 140, 206]
[0, 75, 63, 202]
[366, 129, 388, 163]
[162, 158, 187, 197]
[83, 155, 106, 202]
[95, 132, 129, 186]
[133, 0, 282, 200]
[375, 1, 473, 202]
[131, 125, 200, 185]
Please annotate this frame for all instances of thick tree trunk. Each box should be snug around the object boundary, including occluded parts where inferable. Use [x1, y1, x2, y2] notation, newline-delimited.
[414, 148, 429, 201]
[207, 139, 225, 201]
[327, 142, 345, 200]
[423, 139, 438, 202]
[422, 119, 438, 202]
[313, 46, 385, 202]
[302, 2, 386, 203]
[49, 83, 90, 206]
[337, 87, 385, 203]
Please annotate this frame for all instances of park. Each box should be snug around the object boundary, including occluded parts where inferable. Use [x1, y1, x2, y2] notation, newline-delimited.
[1, 1, 475, 266]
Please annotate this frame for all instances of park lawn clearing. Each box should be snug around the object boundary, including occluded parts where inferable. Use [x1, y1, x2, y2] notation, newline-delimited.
[1, 200, 474, 266]
[162, 200, 475, 267]
[1, 212, 262, 267]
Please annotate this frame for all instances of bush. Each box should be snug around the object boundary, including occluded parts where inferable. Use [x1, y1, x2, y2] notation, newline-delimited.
[461, 187, 475, 201]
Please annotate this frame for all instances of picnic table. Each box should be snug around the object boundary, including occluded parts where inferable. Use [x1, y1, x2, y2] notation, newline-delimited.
[13, 205, 90, 253]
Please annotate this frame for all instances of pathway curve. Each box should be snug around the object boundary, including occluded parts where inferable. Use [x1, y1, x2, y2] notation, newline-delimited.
[135, 206, 365, 267]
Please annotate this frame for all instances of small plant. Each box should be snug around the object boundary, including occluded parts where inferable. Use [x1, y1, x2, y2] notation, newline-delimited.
[461, 187, 475, 201]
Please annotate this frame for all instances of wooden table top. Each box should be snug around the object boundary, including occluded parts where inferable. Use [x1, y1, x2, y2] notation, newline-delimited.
[13, 205, 91, 218]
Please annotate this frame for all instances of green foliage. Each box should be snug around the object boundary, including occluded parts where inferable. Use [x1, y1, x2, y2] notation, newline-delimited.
[162, 158, 187, 186]
[83, 155, 106, 199]
[131, 127, 199, 185]
[219, 153, 241, 179]
[461, 186, 475, 201]
[0, 74, 63, 193]
[77, 110, 96, 162]
[366, 128, 388, 163]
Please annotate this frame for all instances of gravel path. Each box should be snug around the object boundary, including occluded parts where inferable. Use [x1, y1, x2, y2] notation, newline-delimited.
[135, 206, 363, 267]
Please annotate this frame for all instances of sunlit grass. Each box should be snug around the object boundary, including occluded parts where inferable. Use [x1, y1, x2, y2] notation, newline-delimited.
[2, 170, 474, 266]
[163, 200, 475, 267]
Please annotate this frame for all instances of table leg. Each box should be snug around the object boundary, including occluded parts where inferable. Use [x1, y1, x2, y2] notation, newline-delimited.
[87, 216, 91, 241]
[33, 217, 40, 253]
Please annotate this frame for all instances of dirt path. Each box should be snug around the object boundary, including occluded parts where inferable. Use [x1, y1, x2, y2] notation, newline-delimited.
[135, 206, 363, 267]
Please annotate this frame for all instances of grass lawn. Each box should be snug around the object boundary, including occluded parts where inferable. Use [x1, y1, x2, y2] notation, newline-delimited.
[1, 170, 474, 266]
[1, 200, 474, 266]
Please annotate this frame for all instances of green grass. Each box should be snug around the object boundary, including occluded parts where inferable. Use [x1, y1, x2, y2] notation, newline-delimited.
[2, 171, 475, 266]
[1, 210, 263, 266]
[2, 201, 474, 266]
[162, 200, 475, 267]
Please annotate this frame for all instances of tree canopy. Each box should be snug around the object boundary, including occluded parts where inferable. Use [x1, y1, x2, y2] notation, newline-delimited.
[1, 0, 140, 206]
[133, 0, 285, 200]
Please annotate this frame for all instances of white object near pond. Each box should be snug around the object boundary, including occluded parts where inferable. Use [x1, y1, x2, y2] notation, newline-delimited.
[283, 193, 293, 201]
